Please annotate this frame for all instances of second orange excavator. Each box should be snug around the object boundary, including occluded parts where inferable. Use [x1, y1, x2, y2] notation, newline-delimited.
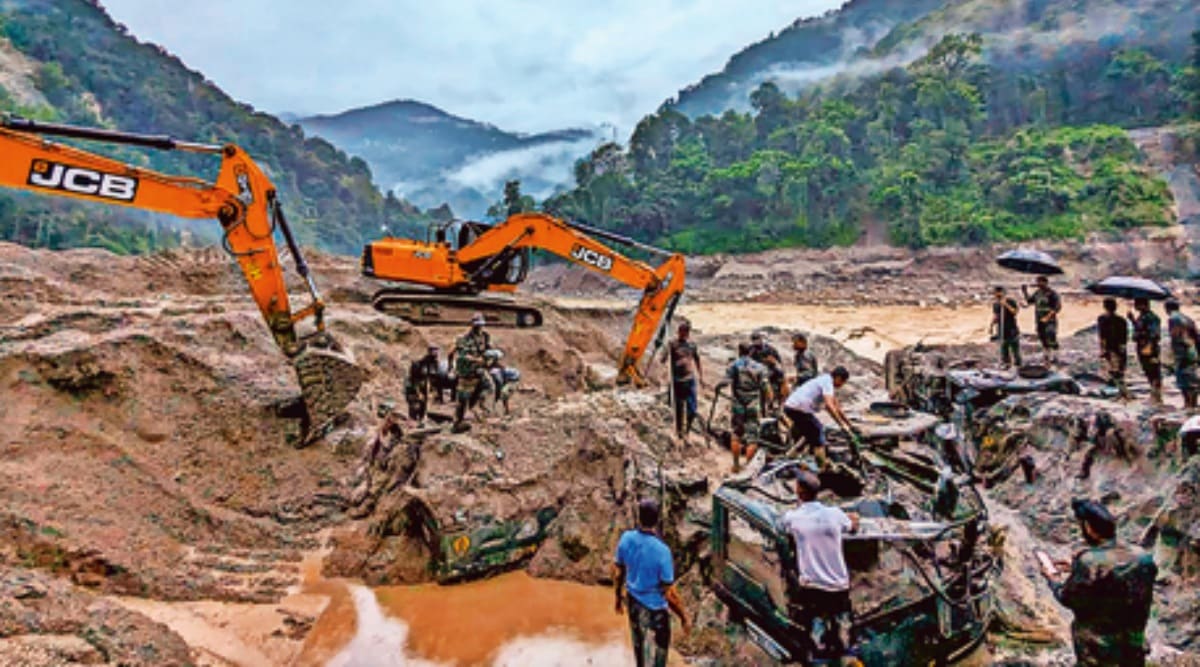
[361, 213, 685, 385]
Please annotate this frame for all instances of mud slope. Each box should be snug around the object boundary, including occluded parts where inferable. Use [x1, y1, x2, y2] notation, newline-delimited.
[0, 242, 634, 656]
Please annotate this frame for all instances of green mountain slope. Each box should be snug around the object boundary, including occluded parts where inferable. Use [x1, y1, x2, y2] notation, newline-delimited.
[671, 0, 945, 117]
[547, 19, 1199, 253]
[671, 0, 1194, 123]
[0, 0, 427, 254]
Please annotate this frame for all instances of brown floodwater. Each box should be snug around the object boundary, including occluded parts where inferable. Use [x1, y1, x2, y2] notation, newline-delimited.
[296, 570, 646, 667]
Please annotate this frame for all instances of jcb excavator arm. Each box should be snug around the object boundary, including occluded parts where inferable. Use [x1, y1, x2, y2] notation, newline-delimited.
[456, 213, 684, 384]
[366, 212, 685, 385]
[0, 117, 365, 442]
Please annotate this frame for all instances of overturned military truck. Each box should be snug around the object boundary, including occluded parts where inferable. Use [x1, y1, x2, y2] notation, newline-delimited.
[710, 415, 999, 664]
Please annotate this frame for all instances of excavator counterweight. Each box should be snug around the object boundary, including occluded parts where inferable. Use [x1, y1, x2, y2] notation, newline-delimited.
[362, 213, 685, 385]
[0, 116, 364, 443]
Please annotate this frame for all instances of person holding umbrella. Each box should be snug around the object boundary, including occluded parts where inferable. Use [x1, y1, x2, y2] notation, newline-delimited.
[1128, 298, 1164, 406]
[1166, 299, 1200, 409]
[990, 286, 1022, 369]
[1023, 276, 1062, 365]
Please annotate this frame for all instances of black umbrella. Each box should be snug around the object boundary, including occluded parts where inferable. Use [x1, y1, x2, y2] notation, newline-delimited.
[1085, 276, 1173, 301]
[996, 249, 1064, 275]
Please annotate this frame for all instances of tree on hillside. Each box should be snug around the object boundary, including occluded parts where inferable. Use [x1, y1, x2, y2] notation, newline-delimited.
[486, 179, 536, 219]
[1189, 30, 1200, 118]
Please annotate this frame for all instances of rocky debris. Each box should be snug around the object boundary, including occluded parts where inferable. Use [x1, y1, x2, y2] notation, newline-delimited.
[582, 234, 1195, 308]
[327, 390, 716, 586]
[0, 567, 191, 665]
[3, 239, 1200, 662]
[888, 326, 1200, 657]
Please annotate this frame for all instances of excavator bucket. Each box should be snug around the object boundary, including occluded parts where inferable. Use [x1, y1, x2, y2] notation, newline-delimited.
[292, 334, 368, 444]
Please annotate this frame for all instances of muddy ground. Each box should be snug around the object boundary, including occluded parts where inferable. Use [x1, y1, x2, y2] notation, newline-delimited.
[1, 238, 1199, 665]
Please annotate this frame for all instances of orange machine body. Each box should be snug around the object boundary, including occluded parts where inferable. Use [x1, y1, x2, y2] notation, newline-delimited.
[364, 213, 686, 384]
[0, 118, 363, 438]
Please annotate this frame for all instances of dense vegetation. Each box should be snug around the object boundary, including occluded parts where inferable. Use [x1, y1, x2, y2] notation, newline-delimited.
[546, 31, 1197, 252]
[672, 0, 945, 117]
[0, 0, 428, 255]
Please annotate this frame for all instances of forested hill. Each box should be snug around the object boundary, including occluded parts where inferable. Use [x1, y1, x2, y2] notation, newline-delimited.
[670, 0, 1195, 119]
[671, 0, 945, 117]
[0, 0, 428, 255]
[545, 2, 1200, 254]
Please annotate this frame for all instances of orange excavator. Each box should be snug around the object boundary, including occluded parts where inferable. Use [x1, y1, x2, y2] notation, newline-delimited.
[361, 212, 685, 385]
[0, 116, 365, 442]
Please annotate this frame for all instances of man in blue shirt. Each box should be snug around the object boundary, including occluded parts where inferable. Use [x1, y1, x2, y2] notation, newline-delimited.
[613, 499, 691, 667]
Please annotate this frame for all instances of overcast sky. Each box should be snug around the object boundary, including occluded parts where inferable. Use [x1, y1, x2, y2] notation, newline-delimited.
[100, 0, 843, 134]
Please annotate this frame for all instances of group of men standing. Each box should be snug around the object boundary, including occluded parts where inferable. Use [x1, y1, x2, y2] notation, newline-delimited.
[666, 322, 856, 472]
[990, 276, 1063, 368]
[994, 276, 1200, 409]
[404, 313, 522, 432]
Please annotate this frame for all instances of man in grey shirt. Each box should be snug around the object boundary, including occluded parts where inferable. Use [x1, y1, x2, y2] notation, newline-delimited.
[780, 471, 859, 664]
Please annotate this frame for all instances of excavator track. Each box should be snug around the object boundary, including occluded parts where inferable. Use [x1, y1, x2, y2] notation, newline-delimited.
[372, 289, 543, 328]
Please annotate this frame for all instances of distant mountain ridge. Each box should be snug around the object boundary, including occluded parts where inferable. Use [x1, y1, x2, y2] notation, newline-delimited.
[297, 100, 599, 217]
[0, 0, 427, 255]
[669, 0, 945, 116]
[669, 0, 1194, 118]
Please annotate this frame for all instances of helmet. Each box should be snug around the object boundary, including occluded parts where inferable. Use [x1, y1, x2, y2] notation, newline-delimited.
[471, 312, 487, 325]
[484, 349, 504, 361]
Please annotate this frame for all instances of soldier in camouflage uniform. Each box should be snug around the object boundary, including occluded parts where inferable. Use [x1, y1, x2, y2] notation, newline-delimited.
[718, 343, 771, 472]
[990, 286, 1022, 368]
[791, 332, 819, 387]
[1166, 299, 1200, 408]
[450, 313, 493, 432]
[750, 331, 787, 411]
[404, 344, 442, 421]
[1128, 298, 1163, 406]
[1023, 276, 1062, 364]
[1042, 499, 1157, 666]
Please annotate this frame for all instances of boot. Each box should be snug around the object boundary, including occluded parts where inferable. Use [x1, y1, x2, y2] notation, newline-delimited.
[452, 399, 469, 432]
[731, 438, 743, 472]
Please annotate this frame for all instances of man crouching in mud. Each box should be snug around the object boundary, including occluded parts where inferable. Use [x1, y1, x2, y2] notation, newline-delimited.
[613, 499, 691, 667]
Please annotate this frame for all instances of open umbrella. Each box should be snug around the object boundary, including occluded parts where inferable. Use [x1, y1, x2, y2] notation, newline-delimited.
[1085, 276, 1172, 301]
[996, 249, 1064, 275]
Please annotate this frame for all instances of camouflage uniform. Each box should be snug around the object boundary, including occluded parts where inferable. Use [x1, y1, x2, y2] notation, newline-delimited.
[404, 354, 440, 421]
[1130, 309, 1163, 401]
[750, 342, 786, 406]
[793, 349, 819, 387]
[453, 329, 491, 424]
[1028, 286, 1062, 353]
[993, 297, 1022, 367]
[1096, 312, 1129, 398]
[1052, 539, 1157, 666]
[725, 356, 769, 444]
[1169, 311, 1200, 398]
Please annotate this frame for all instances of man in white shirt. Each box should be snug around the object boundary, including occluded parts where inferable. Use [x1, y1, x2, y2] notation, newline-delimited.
[780, 471, 859, 664]
[782, 366, 858, 464]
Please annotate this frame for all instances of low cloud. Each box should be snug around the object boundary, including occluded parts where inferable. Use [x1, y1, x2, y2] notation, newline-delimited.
[443, 135, 602, 200]
[100, 0, 844, 136]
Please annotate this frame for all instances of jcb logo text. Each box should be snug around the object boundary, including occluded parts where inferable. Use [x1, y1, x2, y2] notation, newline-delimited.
[27, 160, 139, 202]
[570, 244, 613, 272]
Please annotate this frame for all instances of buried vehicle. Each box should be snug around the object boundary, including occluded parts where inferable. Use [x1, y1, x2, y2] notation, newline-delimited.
[709, 442, 999, 664]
